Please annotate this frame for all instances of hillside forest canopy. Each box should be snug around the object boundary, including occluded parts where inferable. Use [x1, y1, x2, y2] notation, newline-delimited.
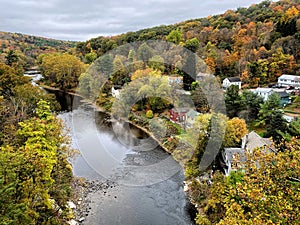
[0, 0, 300, 225]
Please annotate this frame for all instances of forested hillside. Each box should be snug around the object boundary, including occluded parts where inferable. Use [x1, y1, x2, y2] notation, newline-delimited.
[76, 0, 300, 87]
[0, 31, 75, 69]
[1, 0, 300, 224]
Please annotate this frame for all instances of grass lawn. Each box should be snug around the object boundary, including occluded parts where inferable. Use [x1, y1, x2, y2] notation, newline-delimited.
[247, 121, 267, 137]
[284, 96, 300, 115]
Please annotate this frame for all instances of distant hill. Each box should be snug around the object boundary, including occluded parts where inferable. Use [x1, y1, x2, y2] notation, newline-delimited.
[0, 31, 76, 68]
[76, 0, 300, 87]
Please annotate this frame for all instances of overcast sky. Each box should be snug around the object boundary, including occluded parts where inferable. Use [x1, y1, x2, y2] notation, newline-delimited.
[1, 0, 264, 41]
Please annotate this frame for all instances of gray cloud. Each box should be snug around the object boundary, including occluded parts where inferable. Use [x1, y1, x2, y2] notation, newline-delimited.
[0, 0, 263, 41]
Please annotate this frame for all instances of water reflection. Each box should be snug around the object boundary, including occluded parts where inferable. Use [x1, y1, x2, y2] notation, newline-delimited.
[59, 102, 194, 225]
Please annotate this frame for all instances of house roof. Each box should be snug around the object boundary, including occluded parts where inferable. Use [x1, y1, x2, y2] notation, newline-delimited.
[170, 108, 189, 113]
[224, 148, 246, 163]
[242, 131, 275, 153]
[168, 76, 183, 81]
[186, 109, 199, 119]
[276, 91, 290, 98]
[227, 77, 241, 82]
[253, 88, 274, 94]
[113, 85, 122, 90]
[278, 74, 300, 81]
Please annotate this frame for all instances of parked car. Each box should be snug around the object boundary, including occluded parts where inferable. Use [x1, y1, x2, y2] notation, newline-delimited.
[286, 86, 295, 90]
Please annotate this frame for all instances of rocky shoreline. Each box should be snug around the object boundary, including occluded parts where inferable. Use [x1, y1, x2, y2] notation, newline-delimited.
[68, 177, 117, 225]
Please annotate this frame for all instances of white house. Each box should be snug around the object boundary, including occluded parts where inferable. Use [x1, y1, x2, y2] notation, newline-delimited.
[167, 76, 183, 86]
[222, 148, 246, 176]
[111, 86, 121, 99]
[251, 88, 274, 101]
[222, 77, 242, 89]
[278, 74, 300, 87]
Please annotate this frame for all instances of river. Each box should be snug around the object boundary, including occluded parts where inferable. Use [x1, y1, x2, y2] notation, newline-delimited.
[56, 95, 195, 225]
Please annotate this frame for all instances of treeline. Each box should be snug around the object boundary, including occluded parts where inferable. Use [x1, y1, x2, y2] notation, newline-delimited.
[76, 0, 300, 87]
[0, 31, 76, 69]
[0, 62, 74, 224]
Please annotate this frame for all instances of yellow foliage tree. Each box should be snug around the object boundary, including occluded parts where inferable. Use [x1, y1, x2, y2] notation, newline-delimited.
[223, 117, 248, 147]
[194, 138, 300, 225]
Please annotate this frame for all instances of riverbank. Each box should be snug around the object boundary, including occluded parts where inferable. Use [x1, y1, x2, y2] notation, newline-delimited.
[47, 86, 196, 224]
[69, 177, 117, 224]
[40, 84, 83, 98]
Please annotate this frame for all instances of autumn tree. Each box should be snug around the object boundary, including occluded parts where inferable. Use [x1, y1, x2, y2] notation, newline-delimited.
[223, 117, 248, 147]
[0, 100, 73, 224]
[0, 62, 27, 96]
[191, 86, 209, 113]
[39, 53, 87, 90]
[193, 137, 300, 225]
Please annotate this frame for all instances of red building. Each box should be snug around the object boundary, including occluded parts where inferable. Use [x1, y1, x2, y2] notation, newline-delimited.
[169, 108, 188, 122]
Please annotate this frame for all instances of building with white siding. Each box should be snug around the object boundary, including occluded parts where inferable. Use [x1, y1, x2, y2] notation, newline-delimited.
[278, 74, 300, 87]
[222, 77, 242, 89]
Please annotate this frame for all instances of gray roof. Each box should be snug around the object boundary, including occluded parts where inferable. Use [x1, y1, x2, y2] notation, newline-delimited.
[242, 131, 275, 153]
[253, 88, 273, 94]
[171, 108, 189, 113]
[279, 74, 300, 81]
[227, 77, 241, 82]
[186, 109, 199, 119]
[276, 91, 290, 98]
[224, 148, 246, 163]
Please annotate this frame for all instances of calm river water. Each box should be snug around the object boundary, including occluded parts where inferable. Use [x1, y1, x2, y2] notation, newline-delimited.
[58, 97, 194, 225]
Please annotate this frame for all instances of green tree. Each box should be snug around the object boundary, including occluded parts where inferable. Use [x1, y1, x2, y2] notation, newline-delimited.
[0, 100, 73, 224]
[5, 50, 18, 66]
[240, 90, 264, 121]
[137, 43, 154, 62]
[166, 29, 183, 45]
[225, 85, 243, 118]
[182, 52, 196, 90]
[265, 109, 288, 145]
[113, 55, 125, 73]
[128, 49, 136, 63]
[97, 53, 114, 77]
[84, 51, 97, 64]
[149, 55, 165, 72]
[258, 92, 281, 126]
[146, 109, 154, 119]
[184, 38, 200, 52]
